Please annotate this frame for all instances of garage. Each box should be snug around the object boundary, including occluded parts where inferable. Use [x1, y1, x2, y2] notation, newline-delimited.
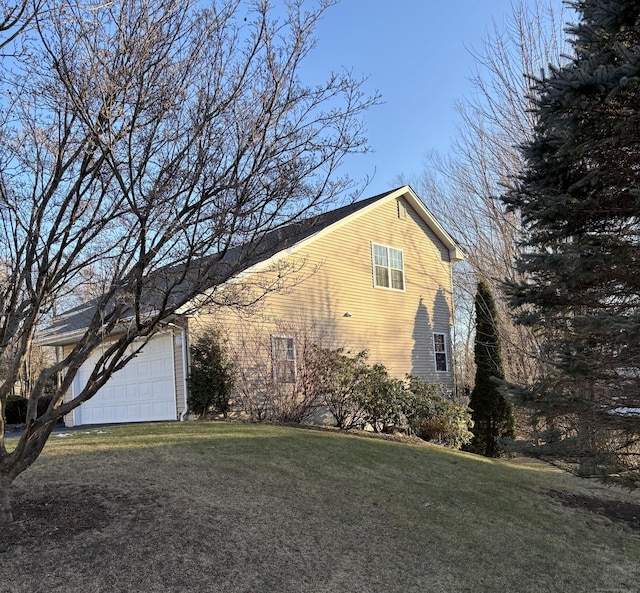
[71, 333, 177, 426]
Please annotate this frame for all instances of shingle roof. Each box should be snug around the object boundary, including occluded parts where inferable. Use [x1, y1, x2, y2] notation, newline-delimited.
[38, 188, 401, 344]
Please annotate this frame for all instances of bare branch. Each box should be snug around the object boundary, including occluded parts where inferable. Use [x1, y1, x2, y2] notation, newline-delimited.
[402, 0, 569, 388]
[0, 0, 380, 516]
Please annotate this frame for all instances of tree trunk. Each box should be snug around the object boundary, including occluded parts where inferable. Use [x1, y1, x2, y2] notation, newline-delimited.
[0, 475, 13, 524]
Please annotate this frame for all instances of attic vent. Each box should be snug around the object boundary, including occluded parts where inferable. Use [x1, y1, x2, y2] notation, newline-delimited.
[397, 200, 407, 219]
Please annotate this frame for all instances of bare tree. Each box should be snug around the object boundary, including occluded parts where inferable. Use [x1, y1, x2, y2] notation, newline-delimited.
[0, 0, 379, 523]
[0, 0, 40, 52]
[224, 315, 336, 423]
[403, 0, 569, 389]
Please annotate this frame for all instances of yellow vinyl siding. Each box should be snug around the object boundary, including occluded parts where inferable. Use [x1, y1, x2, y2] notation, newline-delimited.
[53, 188, 458, 429]
[204, 196, 456, 389]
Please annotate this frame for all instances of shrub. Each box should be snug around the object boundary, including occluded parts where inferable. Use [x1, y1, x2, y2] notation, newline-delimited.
[188, 327, 234, 418]
[227, 338, 472, 450]
[305, 347, 373, 429]
[466, 280, 515, 457]
[352, 363, 406, 432]
[413, 417, 449, 442]
[405, 376, 474, 449]
[5, 396, 28, 425]
[306, 348, 463, 439]
[229, 327, 323, 424]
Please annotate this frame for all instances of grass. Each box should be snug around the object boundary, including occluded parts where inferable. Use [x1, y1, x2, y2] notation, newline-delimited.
[1, 421, 639, 593]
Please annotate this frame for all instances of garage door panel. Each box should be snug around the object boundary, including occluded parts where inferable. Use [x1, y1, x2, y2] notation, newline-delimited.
[112, 385, 126, 402]
[73, 334, 176, 426]
[138, 402, 153, 416]
[151, 359, 166, 374]
[137, 381, 151, 397]
[132, 361, 146, 377]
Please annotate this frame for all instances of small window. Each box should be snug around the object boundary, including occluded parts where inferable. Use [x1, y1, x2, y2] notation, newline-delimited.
[372, 243, 404, 290]
[433, 333, 448, 372]
[271, 336, 296, 384]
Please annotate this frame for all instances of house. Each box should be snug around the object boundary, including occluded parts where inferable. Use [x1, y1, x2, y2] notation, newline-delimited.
[40, 186, 463, 427]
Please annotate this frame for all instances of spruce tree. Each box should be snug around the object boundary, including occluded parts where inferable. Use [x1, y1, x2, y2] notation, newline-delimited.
[503, 0, 640, 474]
[466, 281, 515, 457]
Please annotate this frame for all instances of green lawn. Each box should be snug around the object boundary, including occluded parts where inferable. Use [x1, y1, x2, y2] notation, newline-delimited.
[2, 422, 639, 593]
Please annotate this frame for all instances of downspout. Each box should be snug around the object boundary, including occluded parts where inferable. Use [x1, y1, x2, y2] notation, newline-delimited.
[449, 258, 458, 399]
[163, 321, 190, 421]
[178, 325, 189, 421]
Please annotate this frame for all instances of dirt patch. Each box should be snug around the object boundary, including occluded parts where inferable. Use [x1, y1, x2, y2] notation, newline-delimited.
[0, 485, 112, 553]
[548, 490, 640, 532]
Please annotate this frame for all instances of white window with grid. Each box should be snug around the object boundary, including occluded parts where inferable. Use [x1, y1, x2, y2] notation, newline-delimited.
[271, 336, 296, 384]
[372, 243, 404, 290]
[433, 332, 448, 372]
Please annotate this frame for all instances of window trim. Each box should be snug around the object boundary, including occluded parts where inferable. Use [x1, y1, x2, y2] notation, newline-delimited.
[433, 332, 449, 373]
[371, 242, 405, 291]
[271, 335, 297, 384]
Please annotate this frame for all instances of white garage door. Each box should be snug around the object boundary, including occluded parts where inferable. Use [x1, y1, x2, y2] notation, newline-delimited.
[73, 333, 177, 426]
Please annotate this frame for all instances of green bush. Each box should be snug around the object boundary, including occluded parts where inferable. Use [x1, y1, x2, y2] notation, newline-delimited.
[5, 396, 28, 424]
[188, 327, 234, 418]
[306, 347, 404, 431]
[304, 347, 370, 429]
[352, 363, 406, 432]
[305, 348, 471, 448]
[405, 376, 474, 450]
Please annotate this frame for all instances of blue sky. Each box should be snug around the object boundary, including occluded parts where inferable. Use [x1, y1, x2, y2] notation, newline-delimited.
[301, 0, 543, 197]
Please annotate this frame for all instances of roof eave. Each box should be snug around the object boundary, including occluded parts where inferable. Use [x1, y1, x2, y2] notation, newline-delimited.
[396, 186, 465, 260]
[36, 328, 89, 347]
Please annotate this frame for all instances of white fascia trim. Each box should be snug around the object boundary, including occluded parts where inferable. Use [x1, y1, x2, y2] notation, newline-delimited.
[398, 187, 466, 262]
[37, 309, 170, 347]
[36, 328, 89, 347]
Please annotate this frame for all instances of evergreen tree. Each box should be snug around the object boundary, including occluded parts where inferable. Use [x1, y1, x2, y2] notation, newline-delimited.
[466, 281, 515, 457]
[503, 0, 640, 476]
[188, 328, 234, 418]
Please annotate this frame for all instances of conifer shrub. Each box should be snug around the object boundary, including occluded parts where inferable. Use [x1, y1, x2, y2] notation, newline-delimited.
[187, 327, 234, 418]
[466, 281, 515, 457]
